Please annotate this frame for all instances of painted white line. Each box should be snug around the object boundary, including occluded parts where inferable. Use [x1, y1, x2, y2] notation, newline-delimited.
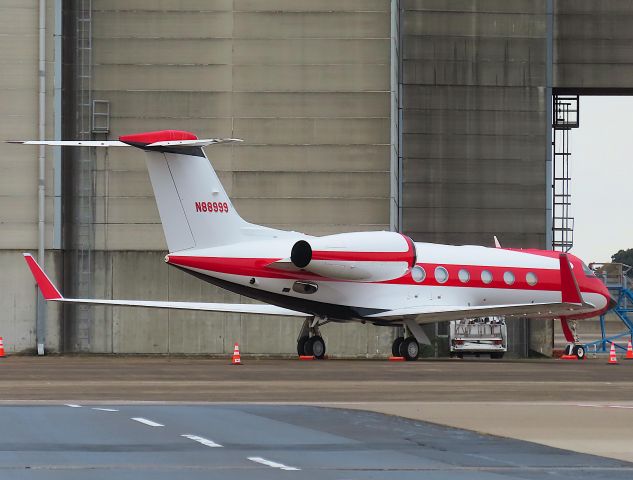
[131, 417, 164, 427]
[576, 404, 633, 409]
[64, 404, 81, 408]
[181, 434, 222, 448]
[92, 408, 119, 412]
[248, 456, 300, 471]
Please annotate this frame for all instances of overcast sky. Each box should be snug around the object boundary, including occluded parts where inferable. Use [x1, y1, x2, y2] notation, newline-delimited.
[568, 96, 633, 264]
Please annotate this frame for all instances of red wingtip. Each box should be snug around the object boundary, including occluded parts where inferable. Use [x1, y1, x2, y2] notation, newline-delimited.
[23, 254, 62, 300]
[559, 253, 582, 304]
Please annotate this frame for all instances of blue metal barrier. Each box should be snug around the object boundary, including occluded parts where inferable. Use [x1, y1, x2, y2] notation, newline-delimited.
[585, 263, 633, 353]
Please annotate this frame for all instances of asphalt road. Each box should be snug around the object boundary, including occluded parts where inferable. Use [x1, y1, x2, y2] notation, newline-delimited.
[1, 356, 632, 402]
[1, 404, 632, 480]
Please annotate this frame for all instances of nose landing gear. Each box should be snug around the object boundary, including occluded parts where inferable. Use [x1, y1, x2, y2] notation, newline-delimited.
[297, 317, 328, 359]
[561, 317, 586, 359]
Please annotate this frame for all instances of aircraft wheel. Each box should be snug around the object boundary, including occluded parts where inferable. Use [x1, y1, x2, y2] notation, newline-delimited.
[399, 337, 419, 361]
[306, 336, 326, 359]
[297, 336, 309, 356]
[392, 336, 404, 357]
[573, 344, 586, 360]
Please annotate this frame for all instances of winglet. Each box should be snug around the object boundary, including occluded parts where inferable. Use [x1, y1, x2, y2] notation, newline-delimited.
[23, 254, 62, 300]
[559, 253, 582, 304]
[493, 235, 501, 248]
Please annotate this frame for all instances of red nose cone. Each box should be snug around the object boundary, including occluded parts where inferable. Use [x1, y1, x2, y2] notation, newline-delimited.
[119, 130, 197, 145]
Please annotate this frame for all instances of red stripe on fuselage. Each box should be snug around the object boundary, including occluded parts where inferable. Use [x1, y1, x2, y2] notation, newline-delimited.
[168, 255, 574, 293]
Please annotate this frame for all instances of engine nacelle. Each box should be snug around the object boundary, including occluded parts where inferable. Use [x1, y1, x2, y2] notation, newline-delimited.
[289, 231, 415, 282]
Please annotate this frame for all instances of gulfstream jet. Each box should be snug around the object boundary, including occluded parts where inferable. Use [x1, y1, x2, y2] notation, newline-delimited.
[11, 130, 614, 360]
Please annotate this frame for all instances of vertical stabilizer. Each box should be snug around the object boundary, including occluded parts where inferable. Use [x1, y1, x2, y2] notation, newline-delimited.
[120, 131, 249, 252]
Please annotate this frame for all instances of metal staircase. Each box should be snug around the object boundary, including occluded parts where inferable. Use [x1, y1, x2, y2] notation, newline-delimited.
[585, 263, 633, 353]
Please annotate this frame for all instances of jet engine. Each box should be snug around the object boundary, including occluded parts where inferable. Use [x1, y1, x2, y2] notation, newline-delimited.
[287, 231, 416, 282]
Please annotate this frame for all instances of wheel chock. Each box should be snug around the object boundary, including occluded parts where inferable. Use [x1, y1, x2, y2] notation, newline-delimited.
[388, 356, 405, 361]
[560, 354, 578, 360]
[299, 355, 315, 360]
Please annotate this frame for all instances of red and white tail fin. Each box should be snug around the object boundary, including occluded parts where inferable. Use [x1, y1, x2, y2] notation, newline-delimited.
[118, 131, 249, 252]
[9, 130, 269, 252]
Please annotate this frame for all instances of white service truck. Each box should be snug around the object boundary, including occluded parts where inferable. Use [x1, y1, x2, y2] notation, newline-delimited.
[449, 317, 507, 359]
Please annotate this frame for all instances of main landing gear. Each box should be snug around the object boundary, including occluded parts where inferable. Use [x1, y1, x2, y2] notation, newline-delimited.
[297, 317, 328, 359]
[561, 317, 586, 359]
[391, 321, 430, 361]
[392, 335, 420, 361]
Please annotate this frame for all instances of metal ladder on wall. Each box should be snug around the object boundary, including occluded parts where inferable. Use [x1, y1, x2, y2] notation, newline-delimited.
[552, 94, 579, 252]
[74, 0, 94, 351]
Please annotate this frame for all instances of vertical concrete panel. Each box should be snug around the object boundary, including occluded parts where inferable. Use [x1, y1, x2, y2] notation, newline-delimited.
[111, 252, 169, 353]
[555, 0, 633, 88]
[401, 1, 548, 357]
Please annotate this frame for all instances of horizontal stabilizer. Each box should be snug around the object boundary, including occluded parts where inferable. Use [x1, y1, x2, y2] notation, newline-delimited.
[23, 254, 306, 318]
[7, 140, 129, 147]
[6, 138, 242, 149]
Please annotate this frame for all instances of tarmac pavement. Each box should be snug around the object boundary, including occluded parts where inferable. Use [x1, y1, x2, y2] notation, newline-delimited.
[1, 355, 632, 476]
[1, 404, 632, 480]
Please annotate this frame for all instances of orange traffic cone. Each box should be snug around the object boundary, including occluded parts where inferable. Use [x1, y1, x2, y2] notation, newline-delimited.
[625, 339, 633, 360]
[608, 343, 618, 365]
[0, 337, 5, 358]
[231, 343, 242, 365]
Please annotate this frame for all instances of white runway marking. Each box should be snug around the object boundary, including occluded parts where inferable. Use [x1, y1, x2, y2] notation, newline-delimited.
[576, 404, 633, 409]
[92, 408, 119, 412]
[64, 404, 81, 408]
[181, 434, 222, 448]
[248, 456, 300, 471]
[131, 417, 164, 427]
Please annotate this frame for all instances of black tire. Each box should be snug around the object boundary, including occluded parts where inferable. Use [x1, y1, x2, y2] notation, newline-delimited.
[490, 352, 505, 359]
[399, 337, 419, 361]
[392, 336, 404, 357]
[573, 344, 586, 360]
[309, 336, 326, 359]
[564, 344, 574, 356]
[297, 336, 309, 356]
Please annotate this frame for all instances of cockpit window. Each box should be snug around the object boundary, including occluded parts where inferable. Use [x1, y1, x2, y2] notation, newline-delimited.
[581, 262, 594, 277]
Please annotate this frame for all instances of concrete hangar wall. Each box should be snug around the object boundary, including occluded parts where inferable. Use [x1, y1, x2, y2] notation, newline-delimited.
[2, 1, 632, 356]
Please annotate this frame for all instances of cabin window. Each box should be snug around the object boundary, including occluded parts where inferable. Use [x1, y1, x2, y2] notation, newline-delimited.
[411, 266, 426, 283]
[503, 271, 515, 285]
[526, 272, 538, 286]
[481, 270, 493, 284]
[458, 269, 470, 283]
[435, 266, 449, 283]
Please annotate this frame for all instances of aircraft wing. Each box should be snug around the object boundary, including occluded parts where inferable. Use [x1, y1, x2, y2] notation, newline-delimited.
[23, 254, 307, 318]
[365, 301, 595, 324]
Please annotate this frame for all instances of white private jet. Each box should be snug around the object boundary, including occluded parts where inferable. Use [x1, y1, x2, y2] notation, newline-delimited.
[12, 130, 614, 360]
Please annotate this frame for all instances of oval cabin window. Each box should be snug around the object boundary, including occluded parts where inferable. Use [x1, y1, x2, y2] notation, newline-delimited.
[458, 269, 470, 283]
[481, 270, 493, 284]
[503, 271, 515, 285]
[434, 266, 449, 284]
[411, 266, 426, 283]
[526, 272, 538, 286]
